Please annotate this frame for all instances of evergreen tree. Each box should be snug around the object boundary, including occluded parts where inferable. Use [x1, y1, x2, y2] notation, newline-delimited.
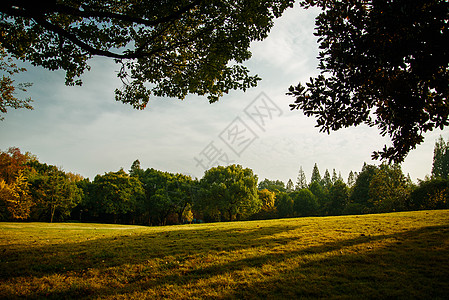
[431, 136, 449, 179]
[332, 169, 338, 184]
[310, 163, 321, 185]
[286, 179, 294, 192]
[347, 171, 356, 188]
[295, 166, 307, 190]
[322, 169, 332, 188]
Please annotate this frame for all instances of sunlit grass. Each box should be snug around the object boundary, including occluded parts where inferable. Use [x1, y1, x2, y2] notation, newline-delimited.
[1, 210, 449, 299]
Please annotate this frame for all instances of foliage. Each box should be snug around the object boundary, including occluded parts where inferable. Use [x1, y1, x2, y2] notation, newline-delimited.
[310, 163, 321, 185]
[286, 179, 294, 192]
[90, 169, 145, 223]
[431, 136, 449, 179]
[349, 164, 377, 211]
[295, 166, 307, 190]
[288, 0, 449, 163]
[0, 170, 33, 220]
[27, 161, 82, 222]
[275, 192, 294, 218]
[327, 179, 349, 215]
[408, 178, 449, 210]
[198, 164, 260, 221]
[291, 188, 318, 217]
[369, 164, 409, 213]
[253, 189, 277, 219]
[322, 169, 332, 188]
[1, 0, 294, 107]
[0, 47, 33, 120]
[258, 178, 285, 193]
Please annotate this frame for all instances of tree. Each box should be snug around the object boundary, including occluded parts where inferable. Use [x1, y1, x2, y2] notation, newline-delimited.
[91, 169, 144, 223]
[286, 179, 294, 192]
[258, 178, 285, 193]
[1, 0, 294, 108]
[198, 165, 260, 221]
[0, 170, 33, 220]
[310, 163, 321, 185]
[431, 136, 449, 179]
[349, 164, 377, 211]
[27, 161, 82, 222]
[295, 166, 307, 190]
[347, 171, 356, 188]
[322, 169, 332, 188]
[368, 164, 409, 213]
[408, 178, 449, 210]
[327, 180, 349, 216]
[0, 147, 34, 220]
[254, 188, 276, 219]
[288, 0, 449, 163]
[0, 47, 33, 120]
[291, 188, 318, 217]
[275, 192, 294, 218]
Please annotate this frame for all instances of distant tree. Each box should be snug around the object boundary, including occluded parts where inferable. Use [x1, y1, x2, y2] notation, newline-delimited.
[291, 188, 319, 217]
[275, 192, 294, 218]
[327, 180, 349, 215]
[0, 147, 34, 220]
[0, 170, 33, 220]
[199, 165, 260, 221]
[332, 169, 338, 184]
[286, 179, 294, 192]
[308, 180, 328, 214]
[289, 0, 449, 163]
[295, 166, 307, 190]
[91, 169, 144, 223]
[347, 171, 356, 188]
[349, 164, 377, 211]
[254, 189, 277, 219]
[27, 161, 82, 222]
[369, 164, 409, 212]
[0, 47, 33, 120]
[431, 136, 449, 179]
[1, 0, 294, 108]
[310, 163, 321, 185]
[129, 159, 144, 178]
[408, 178, 449, 210]
[258, 178, 285, 193]
[322, 169, 332, 189]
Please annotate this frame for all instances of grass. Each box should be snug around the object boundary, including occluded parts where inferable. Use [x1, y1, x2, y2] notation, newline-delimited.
[1, 210, 449, 299]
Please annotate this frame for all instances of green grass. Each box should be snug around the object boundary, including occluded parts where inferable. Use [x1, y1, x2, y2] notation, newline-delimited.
[1, 210, 449, 299]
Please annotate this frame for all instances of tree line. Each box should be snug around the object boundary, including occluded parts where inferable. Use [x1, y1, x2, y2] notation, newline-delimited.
[1, 137, 449, 224]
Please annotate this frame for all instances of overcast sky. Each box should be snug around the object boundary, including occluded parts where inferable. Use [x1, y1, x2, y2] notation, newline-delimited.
[1, 4, 447, 184]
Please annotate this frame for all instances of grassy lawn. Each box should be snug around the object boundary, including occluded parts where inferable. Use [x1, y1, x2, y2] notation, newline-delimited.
[1, 210, 449, 299]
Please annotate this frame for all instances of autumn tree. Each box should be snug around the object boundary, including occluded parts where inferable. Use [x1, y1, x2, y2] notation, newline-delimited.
[27, 161, 82, 222]
[0, 47, 33, 120]
[288, 0, 449, 163]
[1, 0, 294, 108]
[198, 164, 260, 221]
[0, 147, 34, 220]
[254, 188, 276, 219]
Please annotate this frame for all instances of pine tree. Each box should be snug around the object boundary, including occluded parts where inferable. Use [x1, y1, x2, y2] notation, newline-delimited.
[295, 166, 307, 190]
[322, 169, 332, 188]
[286, 179, 294, 192]
[332, 169, 338, 184]
[347, 171, 356, 188]
[310, 163, 321, 185]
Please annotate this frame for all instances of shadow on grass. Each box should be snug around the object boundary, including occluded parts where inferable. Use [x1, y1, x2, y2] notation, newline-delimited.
[1, 223, 449, 299]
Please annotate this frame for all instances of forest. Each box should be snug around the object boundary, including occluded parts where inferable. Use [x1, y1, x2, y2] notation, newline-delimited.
[1, 136, 449, 225]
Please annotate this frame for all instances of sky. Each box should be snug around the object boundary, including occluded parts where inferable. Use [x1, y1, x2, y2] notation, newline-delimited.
[1, 4, 447, 184]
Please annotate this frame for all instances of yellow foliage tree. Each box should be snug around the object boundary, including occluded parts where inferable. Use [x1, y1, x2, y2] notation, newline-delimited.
[0, 170, 33, 219]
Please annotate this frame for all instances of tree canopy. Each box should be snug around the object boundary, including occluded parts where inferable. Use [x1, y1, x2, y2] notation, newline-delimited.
[288, 0, 449, 163]
[1, 0, 293, 110]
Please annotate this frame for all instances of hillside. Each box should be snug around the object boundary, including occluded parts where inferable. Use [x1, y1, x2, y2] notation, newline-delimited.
[1, 210, 449, 299]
